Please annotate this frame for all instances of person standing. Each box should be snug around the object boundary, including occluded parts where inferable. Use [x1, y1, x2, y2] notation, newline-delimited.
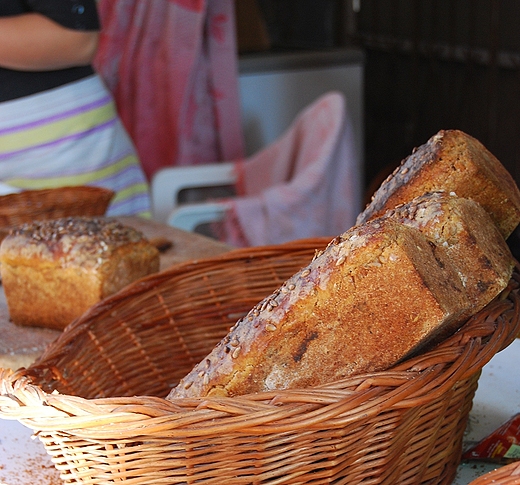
[0, 0, 151, 217]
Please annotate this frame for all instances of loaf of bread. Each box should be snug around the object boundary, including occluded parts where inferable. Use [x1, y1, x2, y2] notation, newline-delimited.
[381, 191, 514, 320]
[168, 216, 488, 399]
[357, 130, 520, 238]
[0, 217, 160, 330]
[167, 189, 515, 399]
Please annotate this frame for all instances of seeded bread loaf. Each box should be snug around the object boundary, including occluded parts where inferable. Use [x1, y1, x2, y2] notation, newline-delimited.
[382, 191, 514, 320]
[168, 218, 478, 399]
[0, 217, 160, 330]
[357, 130, 520, 238]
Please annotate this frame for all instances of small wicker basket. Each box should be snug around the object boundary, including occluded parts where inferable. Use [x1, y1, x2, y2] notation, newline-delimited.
[469, 462, 520, 484]
[0, 185, 114, 228]
[1, 239, 519, 485]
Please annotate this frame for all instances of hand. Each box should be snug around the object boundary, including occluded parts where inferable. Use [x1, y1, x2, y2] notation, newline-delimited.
[0, 13, 99, 71]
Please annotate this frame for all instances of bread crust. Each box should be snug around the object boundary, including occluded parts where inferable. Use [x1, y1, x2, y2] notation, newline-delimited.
[382, 192, 514, 319]
[357, 130, 520, 238]
[0, 217, 160, 330]
[168, 219, 473, 399]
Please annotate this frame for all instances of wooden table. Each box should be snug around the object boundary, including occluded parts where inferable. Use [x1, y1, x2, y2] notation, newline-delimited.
[0, 216, 232, 371]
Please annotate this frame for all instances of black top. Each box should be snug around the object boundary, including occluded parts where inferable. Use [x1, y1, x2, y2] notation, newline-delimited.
[0, 0, 101, 102]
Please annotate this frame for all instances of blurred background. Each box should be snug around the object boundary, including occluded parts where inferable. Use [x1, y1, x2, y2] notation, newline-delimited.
[237, 0, 520, 196]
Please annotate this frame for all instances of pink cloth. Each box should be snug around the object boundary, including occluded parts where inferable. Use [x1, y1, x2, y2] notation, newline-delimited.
[219, 91, 362, 247]
[94, 0, 245, 180]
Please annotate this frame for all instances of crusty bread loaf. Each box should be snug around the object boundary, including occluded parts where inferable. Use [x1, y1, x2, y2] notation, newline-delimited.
[0, 217, 160, 330]
[357, 130, 520, 238]
[168, 218, 478, 399]
[381, 191, 514, 321]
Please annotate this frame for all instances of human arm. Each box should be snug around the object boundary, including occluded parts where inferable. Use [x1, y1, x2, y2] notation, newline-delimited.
[0, 13, 99, 71]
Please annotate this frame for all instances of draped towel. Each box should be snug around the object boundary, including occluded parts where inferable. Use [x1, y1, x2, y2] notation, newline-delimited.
[218, 91, 362, 247]
[94, 0, 245, 180]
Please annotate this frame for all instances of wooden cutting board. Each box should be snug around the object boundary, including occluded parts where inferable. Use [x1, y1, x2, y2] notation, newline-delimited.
[0, 217, 232, 370]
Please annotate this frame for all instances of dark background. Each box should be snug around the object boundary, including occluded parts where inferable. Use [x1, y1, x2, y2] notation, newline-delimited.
[243, 0, 520, 194]
[236, 0, 520, 256]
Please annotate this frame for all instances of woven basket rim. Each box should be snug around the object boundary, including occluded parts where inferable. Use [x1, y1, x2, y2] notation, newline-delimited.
[1, 241, 519, 485]
[0, 185, 114, 225]
[0, 185, 114, 204]
[468, 461, 520, 484]
[0, 242, 518, 439]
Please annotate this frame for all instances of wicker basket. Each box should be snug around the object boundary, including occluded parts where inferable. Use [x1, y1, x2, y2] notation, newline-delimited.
[469, 462, 520, 484]
[0, 185, 114, 227]
[1, 239, 519, 485]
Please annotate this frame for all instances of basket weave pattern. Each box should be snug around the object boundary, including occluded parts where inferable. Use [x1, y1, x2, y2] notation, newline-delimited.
[0, 185, 114, 227]
[1, 240, 519, 485]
